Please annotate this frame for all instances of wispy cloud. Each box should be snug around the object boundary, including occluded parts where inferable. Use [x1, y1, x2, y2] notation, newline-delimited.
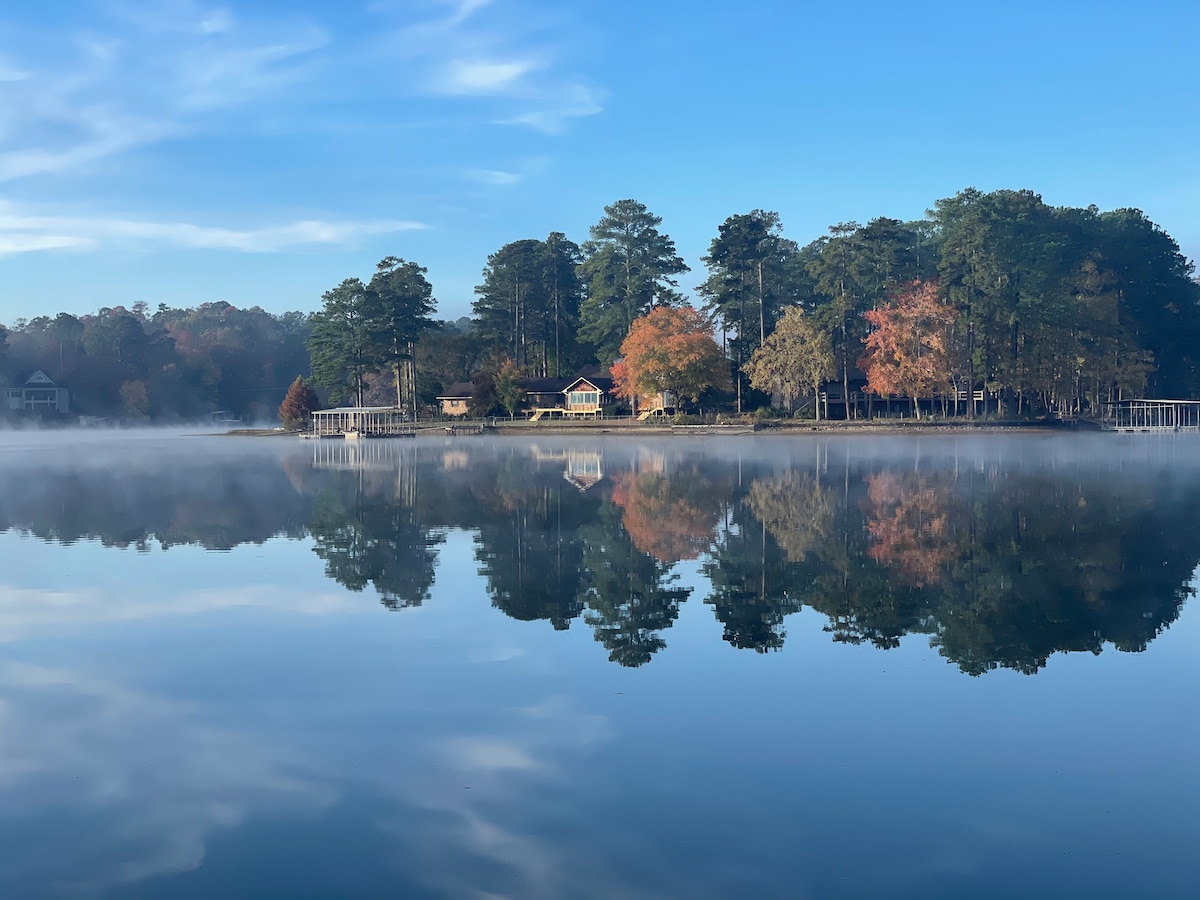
[0, 203, 426, 255]
[0, 1, 326, 182]
[437, 57, 541, 95]
[464, 168, 523, 186]
[0, 583, 366, 641]
[500, 82, 604, 135]
[383, 0, 603, 133]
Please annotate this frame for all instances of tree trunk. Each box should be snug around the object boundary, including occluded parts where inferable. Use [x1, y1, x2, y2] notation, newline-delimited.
[966, 321, 975, 420]
[757, 260, 765, 347]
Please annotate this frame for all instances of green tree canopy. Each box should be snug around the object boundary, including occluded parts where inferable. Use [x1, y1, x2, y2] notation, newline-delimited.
[743, 307, 835, 418]
[308, 278, 375, 407]
[578, 199, 689, 364]
[367, 256, 437, 416]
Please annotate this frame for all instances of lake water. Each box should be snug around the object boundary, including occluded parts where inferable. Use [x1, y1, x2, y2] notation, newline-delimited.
[0, 431, 1196, 899]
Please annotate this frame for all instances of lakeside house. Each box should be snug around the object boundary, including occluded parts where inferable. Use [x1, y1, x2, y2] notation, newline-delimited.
[436, 382, 475, 417]
[636, 390, 678, 419]
[438, 369, 619, 419]
[3, 370, 70, 414]
[528, 373, 616, 420]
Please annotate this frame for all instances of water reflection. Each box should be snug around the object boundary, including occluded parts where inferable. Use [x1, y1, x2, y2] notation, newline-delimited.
[0, 435, 1195, 675]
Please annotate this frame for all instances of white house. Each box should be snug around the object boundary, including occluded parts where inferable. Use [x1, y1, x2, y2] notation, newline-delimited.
[4, 370, 70, 413]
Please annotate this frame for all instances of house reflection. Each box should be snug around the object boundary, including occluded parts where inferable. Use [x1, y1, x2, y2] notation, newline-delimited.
[529, 445, 605, 491]
[564, 449, 603, 492]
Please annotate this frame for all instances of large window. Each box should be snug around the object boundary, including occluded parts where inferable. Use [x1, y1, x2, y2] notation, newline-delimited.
[569, 390, 600, 407]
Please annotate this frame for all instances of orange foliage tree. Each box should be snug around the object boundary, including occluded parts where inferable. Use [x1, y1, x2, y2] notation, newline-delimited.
[859, 279, 958, 419]
[610, 468, 721, 563]
[611, 306, 730, 410]
[862, 471, 959, 587]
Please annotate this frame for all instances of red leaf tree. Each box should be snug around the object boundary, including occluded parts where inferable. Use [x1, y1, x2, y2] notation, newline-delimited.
[278, 376, 321, 430]
[859, 280, 958, 419]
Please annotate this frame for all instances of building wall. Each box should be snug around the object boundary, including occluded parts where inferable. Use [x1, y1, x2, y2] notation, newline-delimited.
[6, 388, 69, 413]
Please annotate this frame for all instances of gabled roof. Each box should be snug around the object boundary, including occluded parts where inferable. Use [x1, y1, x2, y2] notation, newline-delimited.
[563, 375, 614, 394]
[436, 382, 475, 399]
[10, 370, 58, 387]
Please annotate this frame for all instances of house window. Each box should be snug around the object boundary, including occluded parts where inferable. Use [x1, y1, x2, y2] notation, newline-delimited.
[569, 390, 599, 407]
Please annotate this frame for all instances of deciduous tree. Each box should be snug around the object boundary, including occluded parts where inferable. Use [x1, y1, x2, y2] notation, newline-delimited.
[278, 375, 320, 430]
[494, 358, 525, 418]
[611, 306, 730, 410]
[860, 280, 958, 419]
[743, 307, 835, 418]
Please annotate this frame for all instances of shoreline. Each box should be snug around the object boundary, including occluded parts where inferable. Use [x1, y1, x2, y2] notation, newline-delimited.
[222, 419, 1091, 438]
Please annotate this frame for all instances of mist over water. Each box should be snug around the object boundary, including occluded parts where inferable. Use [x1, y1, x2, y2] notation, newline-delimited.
[0, 432, 1197, 898]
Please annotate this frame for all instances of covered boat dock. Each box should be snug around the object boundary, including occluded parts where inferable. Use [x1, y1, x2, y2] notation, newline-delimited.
[1103, 399, 1200, 432]
[309, 407, 414, 439]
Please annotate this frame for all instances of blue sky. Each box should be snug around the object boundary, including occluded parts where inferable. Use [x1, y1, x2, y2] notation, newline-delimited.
[0, 0, 1197, 324]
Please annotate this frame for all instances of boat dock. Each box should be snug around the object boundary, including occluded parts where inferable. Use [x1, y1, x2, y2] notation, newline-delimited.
[1103, 399, 1200, 432]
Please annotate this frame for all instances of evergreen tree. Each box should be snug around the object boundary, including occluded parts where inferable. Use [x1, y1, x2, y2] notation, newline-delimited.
[578, 199, 689, 363]
[367, 257, 437, 418]
[308, 278, 376, 407]
[472, 239, 549, 372]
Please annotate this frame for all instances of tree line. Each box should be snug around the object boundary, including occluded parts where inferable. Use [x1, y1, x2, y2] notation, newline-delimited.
[3, 186, 1197, 423]
[308, 187, 1200, 421]
[0, 302, 312, 422]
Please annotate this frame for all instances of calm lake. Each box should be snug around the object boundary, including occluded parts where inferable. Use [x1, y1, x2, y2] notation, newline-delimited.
[0, 431, 1196, 899]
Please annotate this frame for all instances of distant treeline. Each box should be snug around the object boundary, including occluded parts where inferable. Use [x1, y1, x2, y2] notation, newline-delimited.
[3, 186, 1198, 421]
[0, 301, 312, 421]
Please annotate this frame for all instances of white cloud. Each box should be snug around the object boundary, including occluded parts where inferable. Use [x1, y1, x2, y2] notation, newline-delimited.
[0, 203, 427, 255]
[383, 0, 603, 133]
[464, 168, 522, 186]
[0, 583, 365, 641]
[437, 57, 540, 94]
[447, 0, 494, 26]
[501, 82, 603, 134]
[0, 2, 326, 182]
[199, 7, 235, 35]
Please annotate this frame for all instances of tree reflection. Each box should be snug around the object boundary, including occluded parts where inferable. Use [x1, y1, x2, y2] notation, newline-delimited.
[472, 456, 591, 629]
[608, 455, 725, 564]
[861, 470, 959, 587]
[1, 438, 1196, 675]
[702, 502, 803, 653]
[579, 504, 691, 667]
[307, 467, 444, 610]
[927, 471, 1196, 674]
[0, 455, 310, 550]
